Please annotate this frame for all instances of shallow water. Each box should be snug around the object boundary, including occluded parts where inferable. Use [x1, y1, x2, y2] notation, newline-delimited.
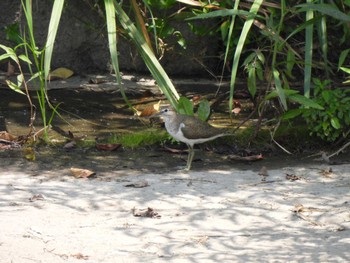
[0, 88, 154, 139]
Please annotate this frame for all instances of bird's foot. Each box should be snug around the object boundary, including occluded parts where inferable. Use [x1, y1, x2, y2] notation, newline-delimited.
[175, 165, 191, 172]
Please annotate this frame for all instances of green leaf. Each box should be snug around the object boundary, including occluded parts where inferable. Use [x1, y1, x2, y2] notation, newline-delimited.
[256, 50, 265, 64]
[17, 74, 24, 88]
[321, 90, 331, 103]
[247, 67, 256, 97]
[0, 44, 18, 62]
[186, 9, 252, 20]
[28, 71, 41, 82]
[265, 89, 299, 100]
[0, 53, 12, 61]
[281, 108, 305, 120]
[220, 20, 230, 41]
[242, 52, 256, 66]
[331, 117, 340, 129]
[197, 99, 211, 121]
[286, 49, 295, 78]
[256, 63, 264, 81]
[18, 54, 32, 64]
[4, 22, 22, 44]
[173, 31, 186, 49]
[273, 68, 287, 110]
[289, 94, 324, 109]
[177, 97, 194, 116]
[296, 3, 350, 22]
[0, 44, 15, 54]
[340, 66, 350, 74]
[5, 80, 25, 95]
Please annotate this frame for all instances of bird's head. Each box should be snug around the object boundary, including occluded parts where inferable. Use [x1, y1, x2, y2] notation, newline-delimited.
[158, 108, 176, 116]
[148, 107, 177, 121]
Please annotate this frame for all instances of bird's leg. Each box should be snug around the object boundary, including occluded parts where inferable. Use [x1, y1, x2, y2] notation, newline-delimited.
[185, 145, 195, 171]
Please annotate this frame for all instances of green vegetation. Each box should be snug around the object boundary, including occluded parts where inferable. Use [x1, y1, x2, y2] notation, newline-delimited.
[177, 97, 211, 121]
[1, 0, 350, 148]
[302, 79, 350, 142]
[0, 0, 63, 140]
[102, 130, 169, 148]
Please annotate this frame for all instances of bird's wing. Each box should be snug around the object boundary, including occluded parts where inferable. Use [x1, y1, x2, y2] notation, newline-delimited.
[180, 115, 223, 139]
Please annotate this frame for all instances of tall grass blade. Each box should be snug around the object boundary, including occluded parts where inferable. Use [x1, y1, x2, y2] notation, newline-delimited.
[304, 0, 314, 98]
[130, 0, 154, 54]
[113, 1, 179, 108]
[186, 9, 251, 20]
[219, 0, 240, 96]
[297, 3, 350, 22]
[229, 0, 263, 114]
[270, 0, 287, 110]
[317, 0, 330, 78]
[22, 0, 35, 49]
[44, 0, 64, 81]
[104, 0, 132, 108]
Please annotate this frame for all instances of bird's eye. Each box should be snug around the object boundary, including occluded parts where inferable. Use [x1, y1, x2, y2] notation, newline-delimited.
[164, 109, 169, 112]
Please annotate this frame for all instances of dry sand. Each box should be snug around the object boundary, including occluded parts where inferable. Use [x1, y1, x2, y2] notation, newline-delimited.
[1, 161, 350, 262]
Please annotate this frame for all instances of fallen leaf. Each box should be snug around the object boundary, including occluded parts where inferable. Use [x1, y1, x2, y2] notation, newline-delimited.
[232, 107, 241, 115]
[70, 253, 89, 260]
[29, 194, 45, 202]
[136, 101, 161, 117]
[162, 145, 188, 154]
[291, 204, 325, 226]
[70, 168, 95, 178]
[0, 144, 13, 150]
[0, 132, 21, 149]
[89, 76, 108, 84]
[48, 67, 74, 80]
[0, 131, 17, 141]
[232, 100, 242, 115]
[95, 143, 121, 151]
[292, 203, 305, 213]
[320, 167, 334, 178]
[190, 235, 209, 245]
[125, 180, 149, 188]
[132, 207, 161, 218]
[286, 174, 301, 181]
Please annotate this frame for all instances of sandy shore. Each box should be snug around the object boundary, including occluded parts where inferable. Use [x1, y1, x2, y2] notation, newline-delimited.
[0, 160, 350, 263]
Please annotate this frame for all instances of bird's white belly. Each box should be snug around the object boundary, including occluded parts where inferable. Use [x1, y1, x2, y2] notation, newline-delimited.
[168, 124, 221, 147]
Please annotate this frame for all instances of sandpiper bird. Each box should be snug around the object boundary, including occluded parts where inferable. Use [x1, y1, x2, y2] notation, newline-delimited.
[153, 108, 230, 170]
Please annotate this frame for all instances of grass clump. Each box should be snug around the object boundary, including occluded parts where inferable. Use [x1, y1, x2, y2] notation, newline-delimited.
[106, 129, 169, 149]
